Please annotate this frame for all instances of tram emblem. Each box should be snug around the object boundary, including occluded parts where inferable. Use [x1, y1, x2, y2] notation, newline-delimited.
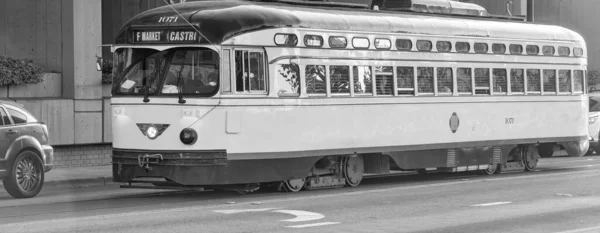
[449, 112, 460, 134]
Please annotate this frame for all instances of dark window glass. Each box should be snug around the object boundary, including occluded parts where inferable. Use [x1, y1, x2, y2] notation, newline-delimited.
[436, 41, 452, 52]
[559, 70, 572, 93]
[574, 48, 584, 57]
[0, 109, 7, 126]
[509, 44, 523, 54]
[329, 36, 347, 48]
[331, 66, 351, 94]
[375, 66, 393, 95]
[416, 40, 432, 51]
[457, 68, 472, 94]
[235, 51, 265, 92]
[511, 69, 525, 93]
[397, 67, 414, 95]
[474, 43, 488, 53]
[493, 69, 507, 94]
[456, 42, 470, 53]
[437, 67, 453, 94]
[396, 39, 412, 51]
[474, 68, 490, 95]
[492, 44, 506, 54]
[526, 45, 539, 55]
[527, 69, 541, 92]
[543, 46, 555, 55]
[543, 70, 557, 93]
[574, 70, 584, 93]
[558, 46, 571, 56]
[417, 67, 434, 94]
[7, 108, 26, 124]
[306, 65, 326, 94]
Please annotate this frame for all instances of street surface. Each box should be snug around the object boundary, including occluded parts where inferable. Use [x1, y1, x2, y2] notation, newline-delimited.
[0, 156, 599, 233]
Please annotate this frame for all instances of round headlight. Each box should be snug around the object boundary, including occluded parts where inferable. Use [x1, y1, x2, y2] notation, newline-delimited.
[146, 125, 159, 139]
[180, 128, 197, 145]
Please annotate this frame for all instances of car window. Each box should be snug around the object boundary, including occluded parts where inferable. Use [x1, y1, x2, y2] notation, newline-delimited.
[7, 108, 27, 124]
[590, 98, 600, 112]
[0, 108, 8, 126]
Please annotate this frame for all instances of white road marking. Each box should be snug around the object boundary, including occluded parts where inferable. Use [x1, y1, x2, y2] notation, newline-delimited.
[1, 167, 599, 228]
[554, 225, 600, 233]
[213, 208, 279, 214]
[470, 202, 512, 207]
[287, 222, 340, 228]
[272, 210, 325, 222]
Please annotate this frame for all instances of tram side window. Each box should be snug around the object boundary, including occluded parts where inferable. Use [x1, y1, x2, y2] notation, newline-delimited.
[510, 69, 525, 93]
[474, 68, 490, 95]
[559, 70, 572, 93]
[573, 70, 584, 93]
[437, 67, 453, 94]
[397, 67, 415, 95]
[457, 68, 472, 95]
[275, 64, 300, 96]
[492, 44, 506, 54]
[526, 69, 541, 93]
[543, 70, 557, 93]
[235, 50, 266, 92]
[417, 67, 434, 94]
[330, 66, 351, 95]
[353, 66, 372, 95]
[493, 69, 507, 94]
[375, 66, 393, 95]
[306, 65, 326, 95]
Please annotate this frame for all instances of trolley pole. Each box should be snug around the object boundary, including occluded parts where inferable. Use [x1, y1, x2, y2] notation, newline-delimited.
[527, 0, 534, 22]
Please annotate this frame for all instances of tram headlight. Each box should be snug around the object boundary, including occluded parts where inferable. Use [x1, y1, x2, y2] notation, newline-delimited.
[180, 128, 198, 145]
[146, 125, 159, 139]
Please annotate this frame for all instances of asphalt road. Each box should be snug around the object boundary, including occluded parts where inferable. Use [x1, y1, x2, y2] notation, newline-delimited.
[0, 156, 599, 233]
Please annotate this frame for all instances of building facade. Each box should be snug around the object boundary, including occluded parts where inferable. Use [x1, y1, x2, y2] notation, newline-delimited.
[0, 0, 597, 167]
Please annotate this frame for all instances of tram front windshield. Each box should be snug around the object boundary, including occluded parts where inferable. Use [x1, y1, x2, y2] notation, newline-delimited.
[112, 47, 219, 97]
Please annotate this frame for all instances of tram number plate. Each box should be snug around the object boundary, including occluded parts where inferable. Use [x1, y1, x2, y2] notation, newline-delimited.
[132, 29, 199, 43]
[505, 118, 515, 124]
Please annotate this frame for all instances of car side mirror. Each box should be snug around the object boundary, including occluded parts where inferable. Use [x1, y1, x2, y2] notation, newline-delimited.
[96, 58, 103, 71]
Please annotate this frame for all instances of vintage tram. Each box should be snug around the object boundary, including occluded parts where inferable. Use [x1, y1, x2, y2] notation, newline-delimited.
[102, 0, 589, 192]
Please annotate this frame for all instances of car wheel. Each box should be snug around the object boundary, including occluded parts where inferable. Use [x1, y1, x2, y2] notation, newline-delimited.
[3, 151, 45, 198]
[537, 143, 554, 158]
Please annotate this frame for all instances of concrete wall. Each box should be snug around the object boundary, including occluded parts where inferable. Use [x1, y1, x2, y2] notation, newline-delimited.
[0, 0, 63, 73]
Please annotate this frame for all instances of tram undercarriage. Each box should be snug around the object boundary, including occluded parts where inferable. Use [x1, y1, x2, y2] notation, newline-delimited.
[112, 142, 583, 193]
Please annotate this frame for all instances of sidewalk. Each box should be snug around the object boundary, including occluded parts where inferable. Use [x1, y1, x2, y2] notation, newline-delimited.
[42, 164, 115, 188]
[0, 164, 115, 189]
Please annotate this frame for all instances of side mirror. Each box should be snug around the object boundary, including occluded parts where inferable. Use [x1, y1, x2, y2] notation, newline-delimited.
[95, 44, 113, 72]
[96, 58, 103, 71]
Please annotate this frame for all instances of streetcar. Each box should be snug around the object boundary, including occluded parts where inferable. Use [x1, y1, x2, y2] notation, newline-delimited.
[100, 0, 589, 192]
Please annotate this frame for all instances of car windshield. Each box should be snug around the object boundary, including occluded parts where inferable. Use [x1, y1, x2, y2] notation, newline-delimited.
[112, 47, 219, 97]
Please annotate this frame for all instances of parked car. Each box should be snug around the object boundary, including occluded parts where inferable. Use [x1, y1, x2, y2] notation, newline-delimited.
[588, 92, 600, 155]
[0, 101, 53, 198]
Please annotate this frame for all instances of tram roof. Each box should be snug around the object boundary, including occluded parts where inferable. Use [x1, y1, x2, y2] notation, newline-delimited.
[115, 0, 585, 45]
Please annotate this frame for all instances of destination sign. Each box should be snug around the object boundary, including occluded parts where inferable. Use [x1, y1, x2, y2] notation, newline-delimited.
[131, 29, 199, 43]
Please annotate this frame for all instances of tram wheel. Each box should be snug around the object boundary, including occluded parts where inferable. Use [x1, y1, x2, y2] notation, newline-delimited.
[479, 164, 499, 175]
[278, 178, 305, 192]
[524, 146, 539, 171]
[342, 155, 364, 187]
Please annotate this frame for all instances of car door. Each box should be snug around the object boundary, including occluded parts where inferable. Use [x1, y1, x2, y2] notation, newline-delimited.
[0, 106, 19, 160]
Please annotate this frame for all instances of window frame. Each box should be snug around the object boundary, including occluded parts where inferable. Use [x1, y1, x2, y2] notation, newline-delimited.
[232, 48, 268, 95]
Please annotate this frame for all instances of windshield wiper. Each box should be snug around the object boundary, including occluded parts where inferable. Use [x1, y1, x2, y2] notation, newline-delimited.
[142, 77, 151, 103]
[176, 74, 186, 104]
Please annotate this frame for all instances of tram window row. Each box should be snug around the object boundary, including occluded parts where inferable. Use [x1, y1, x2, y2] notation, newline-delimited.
[275, 34, 585, 57]
[273, 65, 585, 97]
